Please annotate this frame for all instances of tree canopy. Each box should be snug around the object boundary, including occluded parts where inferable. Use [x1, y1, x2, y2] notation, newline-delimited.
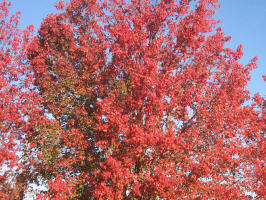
[0, 0, 265, 199]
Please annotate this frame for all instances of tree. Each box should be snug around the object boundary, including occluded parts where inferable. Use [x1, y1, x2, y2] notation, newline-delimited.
[0, 0, 34, 199]
[3, 0, 265, 199]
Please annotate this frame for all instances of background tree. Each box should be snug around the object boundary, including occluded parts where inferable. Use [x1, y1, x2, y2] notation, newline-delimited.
[25, 0, 265, 199]
[0, 0, 34, 199]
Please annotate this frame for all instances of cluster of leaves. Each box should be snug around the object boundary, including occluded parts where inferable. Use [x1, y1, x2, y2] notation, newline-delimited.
[1, 0, 265, 199]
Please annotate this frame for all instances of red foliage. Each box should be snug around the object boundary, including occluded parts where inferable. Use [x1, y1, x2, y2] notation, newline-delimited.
[0, 0, 34, 199]
[1, 0, 265, 199]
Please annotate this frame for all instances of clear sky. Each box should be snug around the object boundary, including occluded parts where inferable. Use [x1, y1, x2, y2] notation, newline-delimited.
[9, 0, 265, 97]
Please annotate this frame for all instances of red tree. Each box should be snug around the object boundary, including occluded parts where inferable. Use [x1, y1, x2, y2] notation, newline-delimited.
[0, 0, 34, 199]
[2, 0, 265, 199]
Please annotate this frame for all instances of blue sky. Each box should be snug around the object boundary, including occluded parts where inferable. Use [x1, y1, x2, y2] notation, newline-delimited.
[9, 0, 265, 97]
